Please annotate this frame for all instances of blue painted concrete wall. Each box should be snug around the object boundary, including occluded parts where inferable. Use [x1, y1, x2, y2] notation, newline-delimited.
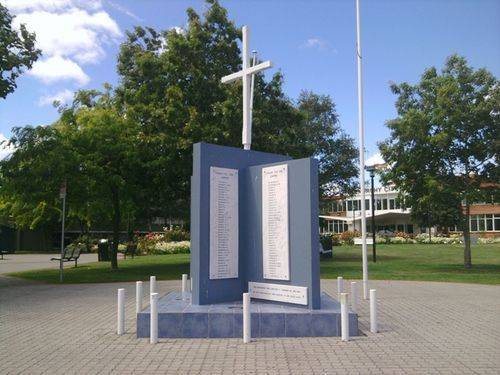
[190, 142, 320, 309]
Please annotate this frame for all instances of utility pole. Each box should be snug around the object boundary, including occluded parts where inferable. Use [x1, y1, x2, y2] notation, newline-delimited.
[355, 0, 369, 299]
[59, 181, 67, 283]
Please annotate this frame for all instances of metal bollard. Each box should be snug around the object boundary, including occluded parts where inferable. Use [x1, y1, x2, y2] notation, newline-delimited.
[117, 288, 125, 335]
[340, 292, 349, 342]
[150, 275, 156, 295]
[243, 293, 251, 343]
[370, 289, 377, 333]
[150, 292, 159, 344]
[350, 281, 357, 313]
[136, 281, 143, 313]
[182, 274, 188, 293]
[337, 276, 344, 299]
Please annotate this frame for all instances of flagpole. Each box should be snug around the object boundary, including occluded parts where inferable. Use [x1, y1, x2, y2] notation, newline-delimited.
[356, 0, 369, 300]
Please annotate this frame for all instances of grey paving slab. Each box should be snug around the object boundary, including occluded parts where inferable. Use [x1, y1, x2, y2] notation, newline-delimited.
[0, 253, 98, 274]
[0, 278, 499, 374]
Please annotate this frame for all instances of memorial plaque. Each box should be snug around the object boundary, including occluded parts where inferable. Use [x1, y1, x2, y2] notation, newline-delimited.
[248, 281, 307, 305]
[209, 167, 238, 279]
[262, 164, 289, 280]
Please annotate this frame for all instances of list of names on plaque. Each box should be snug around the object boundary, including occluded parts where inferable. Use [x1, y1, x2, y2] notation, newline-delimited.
[262, 164, 290, 280]
[209, 167, 238, 279]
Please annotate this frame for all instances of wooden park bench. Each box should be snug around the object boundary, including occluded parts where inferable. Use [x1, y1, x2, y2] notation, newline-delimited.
[51, 246, 82, 267]
[0, 250, 8, 260]
[123, 243, 137, 259]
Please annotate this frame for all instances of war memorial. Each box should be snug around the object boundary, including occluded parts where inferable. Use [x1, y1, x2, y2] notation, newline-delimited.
[136, 26, 359, 339]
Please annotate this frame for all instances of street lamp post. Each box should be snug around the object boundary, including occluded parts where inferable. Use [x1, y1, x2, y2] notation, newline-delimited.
[367, 167, 376, 262]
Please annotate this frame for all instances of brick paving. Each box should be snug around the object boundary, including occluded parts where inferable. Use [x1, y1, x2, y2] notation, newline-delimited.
[0, 278, 499, 374]
[0, 253, 98, 274]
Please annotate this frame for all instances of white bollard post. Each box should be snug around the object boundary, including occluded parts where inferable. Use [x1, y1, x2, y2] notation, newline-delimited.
[190, 276, 193, 292]
[370, 289, 377, 333]
[243, 293, 251, 343]
[136, 281, 143, 313]
[182, 274, 188, 293]
[150, 275, 156, 295]
[340, 292, 349, 342]
[337, 276, 344, 300]
[350, 281, 358, 313]
[117, 288, 125, 335]
[150, 292, 159, 344]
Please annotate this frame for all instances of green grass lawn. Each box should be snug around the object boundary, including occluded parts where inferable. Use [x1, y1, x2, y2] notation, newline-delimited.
[7, 243, 500, 285]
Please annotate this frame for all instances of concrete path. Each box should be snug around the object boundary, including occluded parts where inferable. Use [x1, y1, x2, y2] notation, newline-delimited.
[0, 253, 98, 274]
[0, 279, 499, 374]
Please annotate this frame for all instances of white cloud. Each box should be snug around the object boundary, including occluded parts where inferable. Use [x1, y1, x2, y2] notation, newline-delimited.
[0, 133, 15, 160]
[366, 152, 386, 168]
[29, 56, 90, 85]
[38, 89, 74, 107]
[300, 37, 337, 53]
[5, 0, 121, 88]
[106, 0, 143, 22]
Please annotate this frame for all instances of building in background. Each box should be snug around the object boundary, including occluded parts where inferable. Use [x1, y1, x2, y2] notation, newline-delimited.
[320, 186, 417, 234]
[320, 186, 500, 237]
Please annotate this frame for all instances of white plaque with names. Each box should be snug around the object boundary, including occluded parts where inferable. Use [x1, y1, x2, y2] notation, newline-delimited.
[210, 167, 238, 279]
[248, 282, 307, 305]
[262, 164, 289, 280]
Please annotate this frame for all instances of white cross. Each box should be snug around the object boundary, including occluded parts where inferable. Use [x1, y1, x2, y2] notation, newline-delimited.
[221, 25, 273, 150]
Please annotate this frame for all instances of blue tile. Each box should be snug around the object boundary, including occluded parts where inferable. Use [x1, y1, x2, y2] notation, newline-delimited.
[158, 313, 183, 338]
[349, 313, 358, 336]
[260, 313, 285, 337]
[311, 313, 338, 337]
[285, 313, 312, 337]
[136, 313, 149, 338]
[233, 312, 260, 338]
[208, 313, 233, 338]
[182, 313, 208, 338]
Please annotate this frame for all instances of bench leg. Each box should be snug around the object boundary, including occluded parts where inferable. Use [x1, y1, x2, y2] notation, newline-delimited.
[75, 259, 77, 268]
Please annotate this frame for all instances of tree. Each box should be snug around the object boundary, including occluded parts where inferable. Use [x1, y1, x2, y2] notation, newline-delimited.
[0, 3, 41, 98]
[115, 0, 358, 219]
[380, 55, 499, 268]
[0, 88, 145, 270]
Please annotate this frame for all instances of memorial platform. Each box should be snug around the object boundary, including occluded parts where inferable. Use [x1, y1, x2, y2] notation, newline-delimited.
[137, 292, 358, 338]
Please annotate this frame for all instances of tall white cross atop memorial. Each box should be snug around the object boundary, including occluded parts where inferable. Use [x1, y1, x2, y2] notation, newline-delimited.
[221, 26, 273, 150]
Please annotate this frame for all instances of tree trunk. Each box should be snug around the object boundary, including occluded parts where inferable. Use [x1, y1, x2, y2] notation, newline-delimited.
[111, 188, 120, 270]
[463, 197, 472, 269]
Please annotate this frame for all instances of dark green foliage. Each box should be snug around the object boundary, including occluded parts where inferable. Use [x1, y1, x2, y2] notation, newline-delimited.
[380, 55, 499, 267]
[0, 4, 41, 98]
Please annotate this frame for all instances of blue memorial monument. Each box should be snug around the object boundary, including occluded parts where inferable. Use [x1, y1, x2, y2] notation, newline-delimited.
[137, 25, 358, 338]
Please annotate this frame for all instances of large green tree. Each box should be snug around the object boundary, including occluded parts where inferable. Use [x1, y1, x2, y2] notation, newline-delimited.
[0, 3, 40, 98]
[115, 0, 357, 218]
[380, 55, 499, 268]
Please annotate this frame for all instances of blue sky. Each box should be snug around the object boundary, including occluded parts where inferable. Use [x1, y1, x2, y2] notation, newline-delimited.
[1, 0, 499, 161]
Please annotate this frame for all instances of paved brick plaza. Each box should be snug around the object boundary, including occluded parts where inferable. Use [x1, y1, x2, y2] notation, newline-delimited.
[1, 277, 499, 374]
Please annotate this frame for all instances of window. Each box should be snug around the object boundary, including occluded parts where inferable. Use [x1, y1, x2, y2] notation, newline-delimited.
[365, 199, 370, 210]
[470, 215, 478, 231]
[376, 199, 382, 210]
[382, 199, 388, 210]
[389, 199, 395, 210]
[407, 224, 414, 234]
[347, 200, 353, 211]
[397, 224, 404, 232]
[495, 216, 500, 231]
[478, 215, 485, 231]
[486, 214, 493, 231]
[395, 199, 401, 209]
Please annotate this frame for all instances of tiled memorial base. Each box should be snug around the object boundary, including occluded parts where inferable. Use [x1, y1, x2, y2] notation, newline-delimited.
[137, 292, 358, 338]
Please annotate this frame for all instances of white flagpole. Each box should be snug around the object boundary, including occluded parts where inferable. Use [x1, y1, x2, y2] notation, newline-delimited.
[356, 0, 369, 300]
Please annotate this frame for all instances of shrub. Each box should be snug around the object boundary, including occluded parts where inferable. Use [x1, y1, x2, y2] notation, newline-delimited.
[148, 241, 190, 255]
[339, 230, 360, 245]
[477, 237, 500, 244]
[163, 229, 190, 242]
